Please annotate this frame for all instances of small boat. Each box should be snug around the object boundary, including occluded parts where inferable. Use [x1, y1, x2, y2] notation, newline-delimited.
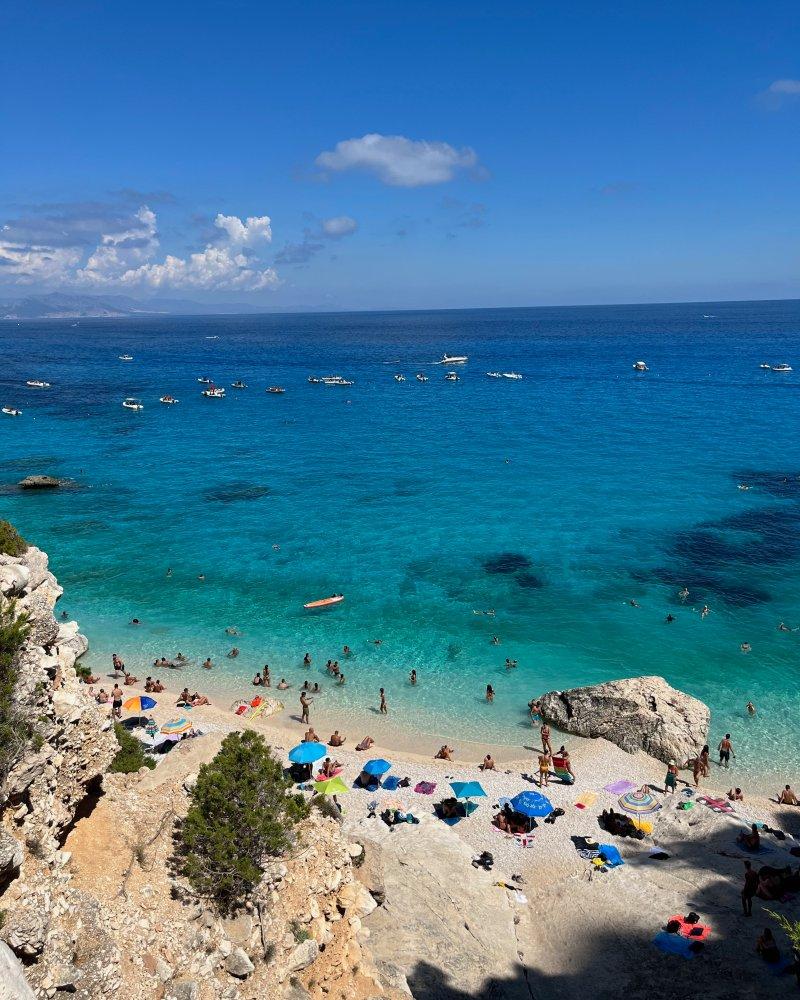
[759, 363, 772, 370]
[2, 407, 22, 416]
[502, 372, 523, 380]
[303, 594, 345, 610]
[119, 354, 134, 362]
[415, 373, 428, 382]
[308, 376, 322, 383]
[394, 374, 406, 382]
[205, 336, 219, 340]
[486, 372, 502, 378]
[122, 397, 143, 411]
[772, 364, 793, 372]
[320, 376, 354, 386]
[159, 395, 179, 405]
[632, 361, 649, 371]
[26, 380, 50, 388]
[267, 386, 285, 394]
[201, 385, 226, 397]
[197, 377, 214, 384]
[444, 371, 460, 381]
[435, 354, 468, 365]
[230, 380, 248, 389]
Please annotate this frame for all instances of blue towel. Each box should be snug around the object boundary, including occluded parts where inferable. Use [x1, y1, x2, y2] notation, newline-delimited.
[653, 932, 695, 959]
[598, 843, 624, 868]
[382, 775, 401, 791]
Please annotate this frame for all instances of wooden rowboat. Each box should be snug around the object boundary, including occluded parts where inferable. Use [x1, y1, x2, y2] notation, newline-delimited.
[303, 595, 345, 609]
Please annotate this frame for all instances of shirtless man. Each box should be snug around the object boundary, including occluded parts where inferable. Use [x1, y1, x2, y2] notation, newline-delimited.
[300, 691, 312, 724]
[202, 657, 213, 670]
[778, 785, 799, 805]
[277, 678, 290, 690]
[152, 678, 164, 692]
[111, 683, 124, 720]
[480, 754, 496, 771]
[329, 730, 346, 747]
[409, 669, 417, 685]
[435, 745, 454, 761]
[718, 733, 736, 768]
[379, 688, 388, 714]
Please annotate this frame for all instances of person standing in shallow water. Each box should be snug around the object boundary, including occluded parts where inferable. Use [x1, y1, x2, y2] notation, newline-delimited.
[718, 733, 736, 768]
[540, 722, 552, 755]
[379, 688, 388, 714]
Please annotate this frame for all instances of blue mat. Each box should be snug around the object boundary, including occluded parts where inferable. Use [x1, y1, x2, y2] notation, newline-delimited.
[382, 776, 401, 791]
[653, 932, 695, 959]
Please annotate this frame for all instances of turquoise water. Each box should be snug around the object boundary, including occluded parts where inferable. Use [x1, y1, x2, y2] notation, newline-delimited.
[2, 301, 800, 770]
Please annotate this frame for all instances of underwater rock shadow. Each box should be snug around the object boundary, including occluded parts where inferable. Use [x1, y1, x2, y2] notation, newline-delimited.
[202, 481, 272, 503]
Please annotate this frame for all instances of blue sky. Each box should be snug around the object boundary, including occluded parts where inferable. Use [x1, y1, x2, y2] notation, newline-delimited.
[1, 1, 798, 310]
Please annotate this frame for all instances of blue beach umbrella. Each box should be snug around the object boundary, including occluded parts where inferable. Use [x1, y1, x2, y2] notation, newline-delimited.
[510, 790, 553, 818]
[288, 742, 327, 764]
[363, 758, 392, 776]
[450, 781, 487, 800]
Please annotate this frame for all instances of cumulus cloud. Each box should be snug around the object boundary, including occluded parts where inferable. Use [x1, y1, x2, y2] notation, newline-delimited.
[275, 214, 358, 266]
[315, 133, 480, 187]
[0, 201, 279, 292]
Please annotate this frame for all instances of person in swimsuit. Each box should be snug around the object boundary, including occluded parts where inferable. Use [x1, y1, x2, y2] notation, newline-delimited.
[746, 700, 756, 715]
[300, 691, 312, 724]
[435, 745, 454, 761]
[355, 735, 374, 751]
[329, 730, 346, 747]
[718, 733, 735, 768]
[742, 860, 759, 916]
[111, 683, 124, 720]
[252, 672, 263, 686]
[409, 669, 417, 685]
[480, 754, 496, 771]
[778, 785, 799, 805]
[303, 652, 311, 666]
[665, 759, 678, 793]
[538, 751, 552, 787]
[202, 657, 213, 670]
[486, 684, 495, 702]
[379, 688, 388, 714]
[540, 723, 552, 755]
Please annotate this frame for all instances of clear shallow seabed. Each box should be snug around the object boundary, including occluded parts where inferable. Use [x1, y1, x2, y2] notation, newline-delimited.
[2, 301, 800, 775]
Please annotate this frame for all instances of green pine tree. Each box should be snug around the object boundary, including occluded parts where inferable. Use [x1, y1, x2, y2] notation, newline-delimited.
[179, 730, 309, 912]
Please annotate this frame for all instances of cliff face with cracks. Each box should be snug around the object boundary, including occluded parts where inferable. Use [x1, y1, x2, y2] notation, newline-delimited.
[0, 545, 407, 1000]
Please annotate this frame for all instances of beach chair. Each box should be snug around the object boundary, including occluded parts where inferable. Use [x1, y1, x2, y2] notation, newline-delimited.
[551, 755, 574, 784]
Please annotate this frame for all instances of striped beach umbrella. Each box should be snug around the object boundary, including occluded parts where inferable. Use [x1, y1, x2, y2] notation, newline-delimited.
[618, 786, 662, 816]
[160, 717, 192, 735]
[123, 695, 157, 712]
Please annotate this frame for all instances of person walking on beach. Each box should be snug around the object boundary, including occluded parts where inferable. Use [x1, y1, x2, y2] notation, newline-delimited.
[300, 691, 312, 724]
[111, 683, 124, 720]
[718, 733, 736, 768]
[665, 759, 678, 794]
[541, 722, 552, 755]
[379, 688, 388, 714]
[742, 861, 759, 916]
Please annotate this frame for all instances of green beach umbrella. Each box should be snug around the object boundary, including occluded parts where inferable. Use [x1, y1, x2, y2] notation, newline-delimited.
[314, 776, 349, 796]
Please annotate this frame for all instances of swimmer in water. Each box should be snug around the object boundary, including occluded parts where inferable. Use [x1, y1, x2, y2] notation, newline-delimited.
[629, 599, 640, 608]
[202, 657, 213, 669]
[678, 587, 689, 602]
[746, 700, 756, 715]
[343, 645, 351, 656]
[701, 605, 710, 618]
[409, 669, 417, 685]
[740, 642, 751, 654]
[491, 636, 500, 645]
[665, 614, 675, 623]
[303, 652, 311, 667]
[197, 573, 205, 581]
[486, 684, 495, 703]
[166, 567, 172, 577]
[777, 622, 792, 632]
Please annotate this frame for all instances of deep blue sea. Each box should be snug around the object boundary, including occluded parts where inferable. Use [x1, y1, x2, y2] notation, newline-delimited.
[2, 301, 800, 772]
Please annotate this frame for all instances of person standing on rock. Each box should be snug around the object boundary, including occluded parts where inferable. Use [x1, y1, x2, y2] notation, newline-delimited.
[541, 722, 552, 755]
[718, 733, 736, 768]
[300, 690, 312, 724]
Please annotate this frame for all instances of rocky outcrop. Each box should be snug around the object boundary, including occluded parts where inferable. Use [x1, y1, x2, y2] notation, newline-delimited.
[0, 941, 36, 1000]
[537, 675, 709, 764]
[17, 477, 61, 490]
[345, 815, 530, 999]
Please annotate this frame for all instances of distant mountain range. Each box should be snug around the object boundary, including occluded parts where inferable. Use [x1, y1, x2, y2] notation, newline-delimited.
[0, 292, 271, 319]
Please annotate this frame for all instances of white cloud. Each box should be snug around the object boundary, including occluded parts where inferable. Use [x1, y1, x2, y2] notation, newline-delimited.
[0, 203, 280, 293]
[321, 215, 358, 238]
[315, 133, 480, 187]
[767, 78, 800, 95]
[213, 213, 272, 246]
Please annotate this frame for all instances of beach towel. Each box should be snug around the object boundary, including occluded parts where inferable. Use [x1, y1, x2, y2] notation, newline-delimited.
[415, 781, 436, 795]
[575, 791, 598, 810]
[697, 795, 734, 814]
[598, 844, 624, 868]
[604, 780, 637, 795]
[382, 775, 401, 791]
[666, 915, 711, 941]
[551, 756, 574, 784]
[633, 819, 654, 835]
[653, 931, 696, 959]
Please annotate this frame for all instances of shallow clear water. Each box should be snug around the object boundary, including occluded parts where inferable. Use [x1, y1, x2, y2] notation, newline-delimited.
[2, 301, 800, 770]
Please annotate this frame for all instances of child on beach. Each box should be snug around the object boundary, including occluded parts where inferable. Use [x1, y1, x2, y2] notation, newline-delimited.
[665, 759, 678, 793]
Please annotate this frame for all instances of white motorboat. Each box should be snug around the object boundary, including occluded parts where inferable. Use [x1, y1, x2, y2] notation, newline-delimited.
[321, 376, 354, 386]
[267, 386, 285, 394]
[502, 372, 523, 380]
[197, 377, 214, 384]
[394, 374, 406, 382]
[444, 371, 460, 381]
[435, 353, 468, 364]
[122, 397, 143, 411]
[2, 407, 22, 416]
[772, 364, 793, 372]
[26, 380, 50, 388]
[486, 372, 502, 378]
[415, 373, 428, 382]
[632, 360, 649, 371]
[230, 380, 247, 389]
[201, 385, 225, 397]
[118, 354, 134, 362]
[159, 395, 179, 405]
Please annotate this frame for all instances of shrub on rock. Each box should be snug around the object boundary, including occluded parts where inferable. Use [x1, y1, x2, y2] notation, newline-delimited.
[0, 521, 27, 558]
[179, 730, 308, 912]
